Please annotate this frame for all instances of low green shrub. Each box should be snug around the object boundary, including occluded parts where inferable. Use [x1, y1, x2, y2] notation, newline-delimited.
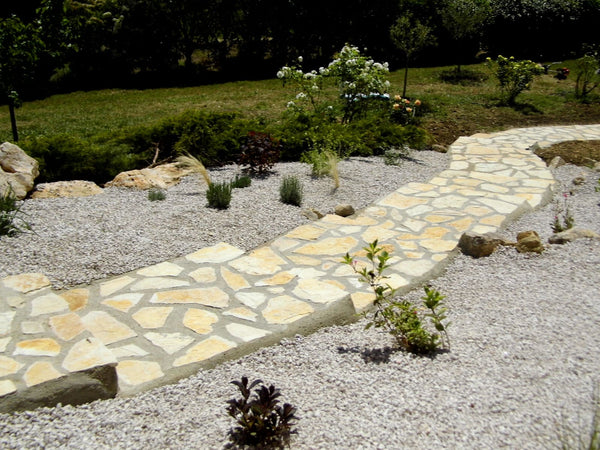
[206, 181, 232, 209]
[0, 188, 31, 237]
[230, 174, 251, 189]
[23, 134, 137, 184]
[147, 188, 166, 201]
[227, 376, 298, 448]
[486, 55, 545, 105]
[343, 239, 450, 354]
[279, 175, 303, 206]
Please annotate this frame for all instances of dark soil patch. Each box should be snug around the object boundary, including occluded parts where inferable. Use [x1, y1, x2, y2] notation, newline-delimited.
[533, 140, 600, 166]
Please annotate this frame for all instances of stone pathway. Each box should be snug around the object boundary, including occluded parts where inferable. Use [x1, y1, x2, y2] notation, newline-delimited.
[1, 124, 599, 412]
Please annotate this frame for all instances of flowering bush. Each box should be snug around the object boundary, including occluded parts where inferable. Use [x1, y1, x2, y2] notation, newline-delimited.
[486, 55, 544, 105]
[277, 44, 391, 123]
[390, 96, 422, 125]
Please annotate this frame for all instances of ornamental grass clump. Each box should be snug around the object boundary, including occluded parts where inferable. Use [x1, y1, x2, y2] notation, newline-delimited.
[226, 376, 298, 449]
[301, 148, 340, 189]
[175, 153, 212, 186]
[0, 188, 31, 237]
[147, 188, 166, 201]
[343, 239, 450, 354]
[230, 174, 252, 189]
[280, 175, 303, 206]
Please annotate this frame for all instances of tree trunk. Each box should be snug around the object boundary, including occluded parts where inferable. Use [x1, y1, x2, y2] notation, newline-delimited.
[8, 100, 19, 142]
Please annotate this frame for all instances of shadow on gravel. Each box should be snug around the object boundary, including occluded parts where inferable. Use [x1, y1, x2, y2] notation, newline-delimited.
[337, 345, 397, 364]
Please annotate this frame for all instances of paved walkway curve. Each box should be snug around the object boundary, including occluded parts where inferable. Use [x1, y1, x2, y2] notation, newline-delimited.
[1, 124, 600, 412]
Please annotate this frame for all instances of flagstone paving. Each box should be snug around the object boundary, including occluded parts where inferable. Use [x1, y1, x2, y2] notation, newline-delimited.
[1, 124, 599, 412]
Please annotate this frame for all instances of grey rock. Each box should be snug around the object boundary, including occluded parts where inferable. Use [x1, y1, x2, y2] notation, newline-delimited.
[0, 142, 39, 199]
[334, 204, 355, 217]
[548, 227, 600, 244]
[516, 230, 544, 253]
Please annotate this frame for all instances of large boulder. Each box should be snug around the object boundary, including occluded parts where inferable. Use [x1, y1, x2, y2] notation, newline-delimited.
[31, 180, 104, 199]
[0, 142, 39, 200]
[105, 163, 194, 189]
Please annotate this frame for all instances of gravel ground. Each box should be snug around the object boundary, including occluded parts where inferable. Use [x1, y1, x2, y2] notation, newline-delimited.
[1, 152, 600, 449]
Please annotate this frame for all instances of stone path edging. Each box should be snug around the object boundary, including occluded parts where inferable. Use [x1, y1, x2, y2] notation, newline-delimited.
[1, 124, 599, 413]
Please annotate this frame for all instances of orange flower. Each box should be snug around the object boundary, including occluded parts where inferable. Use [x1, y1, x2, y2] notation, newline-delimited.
[406, 107, 412, 113]
[393, 103, 400, 110]
[404, 99, 410, 104]
[414, 99, 421, 106]
[394, 94, 402, 101]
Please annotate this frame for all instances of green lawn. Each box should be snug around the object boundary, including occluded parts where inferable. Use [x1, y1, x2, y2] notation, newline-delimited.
[1, 62, 600, 147]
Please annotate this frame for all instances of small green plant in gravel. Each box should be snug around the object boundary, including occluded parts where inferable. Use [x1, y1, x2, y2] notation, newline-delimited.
[230, 174, 252, 189]
[206, 181, 232, 209]
[0, 188, 31, 237]
[279, 175, 303, 206]
[226, 376, 298, 449]
[552, 192, 575, 233]
[343, 239, 450, 354]
[147, 188, 166, 201]
[301, 148, 340, 188]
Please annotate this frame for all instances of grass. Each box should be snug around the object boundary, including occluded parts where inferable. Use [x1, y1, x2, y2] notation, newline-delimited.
[1, 61, 600, 148]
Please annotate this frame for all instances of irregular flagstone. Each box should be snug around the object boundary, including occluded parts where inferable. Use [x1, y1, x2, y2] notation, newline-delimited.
[226, 323, 270, 342]
[262, 296, 314, 324]
[221, 267, 251, 291]
[132, 307, 173, 329]
[14, 338, 61, 357]
[0, 337, 11, 352]
[0, 311, 16, 336]
[117, 360, 164, 386]
[24, 362, 63, 387]
[62, 337, 117, 372]
[0, 380, 17, 396]
[144, 332, 194, 355]
[111, 344, 149, 358]
[60, 288, 89, 312]
[81, 311, 137, 345]
[294, 236, 358, 256]
[0, 356, 24, 377]
[235, 291, 267, 309]
[173, 336, 236, 367]
[223, 307, 258, 322]
[186, 242, 245, 264]
[183, 308, 219, 334]
[1, 273, 51, 293]
[129, 277, 189, 291]
[286, 224, 327, 240]
[150, 287, 229, 308]
[378, 192, 429, 209]
[189, 267, 217, 284]
[101, 293, 144, 313]
[100, 276, 135, 297]
[256, 271, 296, 287]
[30, 294, 69, 317]
[137, 262, 184, 277]
[20, 321, 45, 335]
[292, 279, 348, 304]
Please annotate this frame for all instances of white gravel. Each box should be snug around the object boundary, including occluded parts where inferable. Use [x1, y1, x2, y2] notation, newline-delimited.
[1, 152, 600, 449]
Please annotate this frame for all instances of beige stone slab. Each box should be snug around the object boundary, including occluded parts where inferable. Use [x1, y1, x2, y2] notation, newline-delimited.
[478, 198, 520, 214]
[448, 217, 474, 233]
[392, 259, 436, 278]
[150, 287, 229, 308]
[62, 337, 117, 372]
[60, 288, 89, 312]
[420, 239, 457, 253]
[0, 380, 17, 397]
[132, 307, 173, 329]
[226, 323, 270, 342]
[293, 279, 348, 304]
[0, 311, 16, 336]
[361, 226, 398, 243]
[117, 360, 164, 386]
[111, 344, 149, 358]
[30, 293, 69, 317]
[100, 276, 135, 297]
[286, 224, 327, 240]
[289, 267, 327, 279]
[223, 307, 258, 322]
[0, 356, 24, 376]
[351, 292, 376, 311]
[1, 273, 51, 293]
[143, 332, 194, 355]
[228, 255, 283, 276]
[256, 271, 296, 287]
[137, 262, 184, 277]
[130, 277, 189, 291]
[49, 313, 85, 341]
[24, 362, 64, 387]
[183, 308, 219, 334]
[81, 311, 137, 345]
[320, 214, 378, 226]
[186, 242, 245, 264]
[463, 205, 493, 217]
[173, 336, 236, 367]
[21, 321, 44, 334]
[271, 237, 300, 252]
[102, 293, 144, 313]
[294, 236, 358, 257]
[262, 296, 314, 324]
[221, 267, 251, 291]
[378, 193, 429, 210]
[286, 255, 321, 266]
[480, 215, 506, 227]
[189, 267, 217, 283]
[235, 292, 267, 309]
[0, 337, 10, 352]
